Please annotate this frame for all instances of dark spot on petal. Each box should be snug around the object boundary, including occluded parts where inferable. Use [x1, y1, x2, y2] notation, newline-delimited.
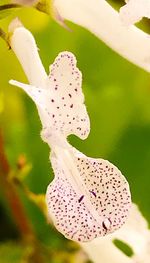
[78, 195, 84, 203]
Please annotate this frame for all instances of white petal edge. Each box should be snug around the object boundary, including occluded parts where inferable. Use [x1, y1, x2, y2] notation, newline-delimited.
[54, 0, 150, 73]
[119, 0, 150, 26]
[9, 79, 49, 128]
[9, 25, 47, 87]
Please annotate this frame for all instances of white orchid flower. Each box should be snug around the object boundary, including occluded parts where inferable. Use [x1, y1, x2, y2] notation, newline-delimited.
[9, 20, 131, 242]
[119, 0, 150, 26]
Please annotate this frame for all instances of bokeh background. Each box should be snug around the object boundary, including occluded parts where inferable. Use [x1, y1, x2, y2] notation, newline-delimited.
[0, 0, 150, 262]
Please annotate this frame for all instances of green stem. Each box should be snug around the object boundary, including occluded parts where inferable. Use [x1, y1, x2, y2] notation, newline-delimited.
[0, 3, 21, 11]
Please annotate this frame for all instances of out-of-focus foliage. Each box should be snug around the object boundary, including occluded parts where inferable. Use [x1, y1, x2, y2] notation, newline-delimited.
[0, 1, 20, 20]
[0, 0, 150, 262]
[0, 242, 23, 263]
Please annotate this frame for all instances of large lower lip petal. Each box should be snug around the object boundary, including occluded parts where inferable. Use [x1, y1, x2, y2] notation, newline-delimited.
[46, 148, 131, 242]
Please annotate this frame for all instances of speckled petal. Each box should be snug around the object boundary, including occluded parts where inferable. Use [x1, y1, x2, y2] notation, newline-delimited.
[74, 152, 131, 234]
[46, 149, 131, 242]
[46, 51, 90, 139]
[10, 51, 90, 140]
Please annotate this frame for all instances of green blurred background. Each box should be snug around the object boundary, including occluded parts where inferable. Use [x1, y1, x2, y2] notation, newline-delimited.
[0, 0, 150, 262]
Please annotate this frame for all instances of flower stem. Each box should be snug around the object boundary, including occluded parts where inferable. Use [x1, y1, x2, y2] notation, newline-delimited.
[0, 129, 34, 240]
